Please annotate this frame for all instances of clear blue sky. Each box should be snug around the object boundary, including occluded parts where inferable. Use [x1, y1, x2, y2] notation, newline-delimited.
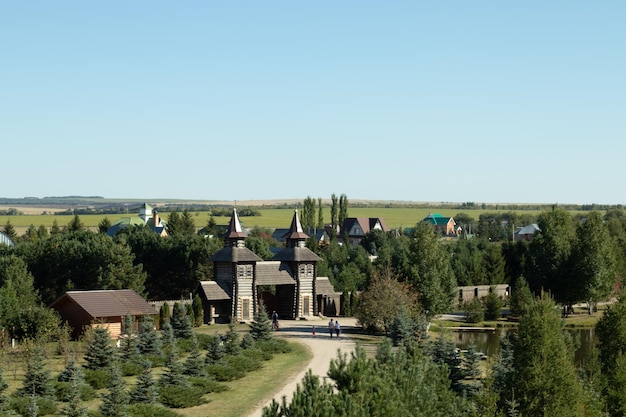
[2, 2, 624, 204]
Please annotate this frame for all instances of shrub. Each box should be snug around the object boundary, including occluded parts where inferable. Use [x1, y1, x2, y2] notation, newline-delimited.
[188, 377, 228, 394]
[128, 404, 183, 417]
[83, 369, 109, 390]
[55, 381, 96, 402]
[205, 363, 245, 381]
[121, 361, 144, 377]
[256, 338, 292, 354]
[224, 354, 262, 373]
[10, 396, 57, 417]
[241, 348, 273, 362]
[158, 386, 208, 408]
[484, 291, 503, 321]
[464, 298, 484, 323]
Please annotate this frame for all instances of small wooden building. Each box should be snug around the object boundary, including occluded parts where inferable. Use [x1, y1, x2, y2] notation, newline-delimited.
[50, 289, 158, 339]
[457, 284, 510, 307]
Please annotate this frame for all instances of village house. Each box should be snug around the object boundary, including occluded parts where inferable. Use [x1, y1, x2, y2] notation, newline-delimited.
[107, 203, 168, 237]
[422, 213, 457, 236]
[338, 217, 389, 246]
[50, 289, 158, 339]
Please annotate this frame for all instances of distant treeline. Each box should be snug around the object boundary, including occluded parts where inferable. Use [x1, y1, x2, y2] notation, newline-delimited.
[0, 196, 622, 215]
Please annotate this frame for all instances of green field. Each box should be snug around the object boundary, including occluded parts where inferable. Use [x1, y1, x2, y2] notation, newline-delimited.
[1, 206, 583, 235]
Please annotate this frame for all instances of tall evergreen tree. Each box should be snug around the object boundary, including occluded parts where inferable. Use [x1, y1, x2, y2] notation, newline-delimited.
[483, 243, 505, 285]
[98, 217, 112, 234]
[571, 211, 619, 312]
[18, 344, 55, 399]
[99, 362, 129, 417]
[3, 220, 17, 240]
[596, 297, 626, 416]
[159, 303, 171, 328]
[137, 316, 162, 355]
[192, 294, 203, 327]
[62, 366, 88, 417]
[509, 276, 533, 317]
[171, 302, 193, 339]
[183, 335, 207, 377]
[50, 219, 61, 234]
[527, 206, 575, 306]
[407, 223, 457, 316]
[317, 197, 324, 229]
[507, 296, 591, 417]
[249, 304, 273, 341]
[179, 209, 196, 235]
[83, 327, 115, 370]
[338, 194, 348, 226]
[129, 360, 158, 405]
[66, 215, 84, 232]
[330, 193, 338, 237]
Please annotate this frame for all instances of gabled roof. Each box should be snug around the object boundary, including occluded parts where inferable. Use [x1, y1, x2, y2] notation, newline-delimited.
[340, 217, 389, 237]
[272, 247, 321, 262]
[316, 277, 340, 296]
[515, 224, 540, 236]
[0, 231, 15, 247]
[256, 261, 295, 285]
[50, 290, 157, 319]
[197, 281, 231, 301]
[423, 214, 455, 226]
[210, 246, 263, 263]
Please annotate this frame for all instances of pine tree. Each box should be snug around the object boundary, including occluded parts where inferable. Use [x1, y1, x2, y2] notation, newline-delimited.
[192, 294, 203, 327]
[137, 316, 161, 355]
[159, 351, 189, 388]
[25, 396, 39, 417]
[63, 368, 88, 417]
[205, 335, 226, 364]
[18, 344, 55, 399]
[509, 296, 589, 417]
[249, 304, 273, 341]
[120, 315, 141, 364]
[183, 336, 207, 377]
[58, 360, 84, 383]
[159, 303, 170, 328]
[83, 327, 115, 370]
[129, 361, 158, 405]
[171, 302, 193, 339]
[0, 366, 10, 412]
[99, 362, 129, 417]
[224, 323, 241, 356]
[160, 323, 176, 356]
[509, 276, 534, 317]
[3, 220, 17, 240]
[390, 308, 416, 347]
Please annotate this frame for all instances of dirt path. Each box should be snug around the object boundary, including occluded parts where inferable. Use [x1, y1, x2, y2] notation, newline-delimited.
[244, 317, 358, 417]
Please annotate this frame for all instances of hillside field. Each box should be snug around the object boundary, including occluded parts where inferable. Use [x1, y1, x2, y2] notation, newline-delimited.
[0, 206, 558, 236]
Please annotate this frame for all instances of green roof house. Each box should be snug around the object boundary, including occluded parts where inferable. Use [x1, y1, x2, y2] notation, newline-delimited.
[422, 213, 457, 236]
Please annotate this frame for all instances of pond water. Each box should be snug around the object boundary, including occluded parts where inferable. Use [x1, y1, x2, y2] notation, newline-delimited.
[452, 327, 596, 365]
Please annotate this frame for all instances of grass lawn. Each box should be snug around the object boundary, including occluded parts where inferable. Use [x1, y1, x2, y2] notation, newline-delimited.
[178, 342, 310, 417]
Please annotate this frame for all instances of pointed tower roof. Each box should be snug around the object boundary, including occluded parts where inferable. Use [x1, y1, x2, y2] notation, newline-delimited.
[210, 207, 262, 263]
[273, 209, 321, 262]
[225, 207, 247, 240]
[285, 209, 309, 244]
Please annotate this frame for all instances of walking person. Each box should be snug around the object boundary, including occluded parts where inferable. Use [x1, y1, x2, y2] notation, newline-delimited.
[271, 310, 279, 331]
[334, 320, 341, 338]
[328, 319, 334, 338]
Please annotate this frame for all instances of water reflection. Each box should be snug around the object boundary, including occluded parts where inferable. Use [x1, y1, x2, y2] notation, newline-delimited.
[451, 328, 596, 365]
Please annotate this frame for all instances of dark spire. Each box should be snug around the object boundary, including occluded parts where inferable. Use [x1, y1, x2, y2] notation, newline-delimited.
[224, 207, 247, 247]
[285, 209, 309, 248]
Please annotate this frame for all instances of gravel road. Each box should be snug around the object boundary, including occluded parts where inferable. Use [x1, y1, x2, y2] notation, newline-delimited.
[245, 317, 358, 417]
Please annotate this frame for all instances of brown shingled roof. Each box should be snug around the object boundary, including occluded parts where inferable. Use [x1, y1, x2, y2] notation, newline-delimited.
[255, 261, 295, 285]
[272, 247, 321, 262]
[210, 246, 263, 262]
[50, 290, 157, 319]
[316, 277, 340, 296]
[197, 281, 232, 300]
